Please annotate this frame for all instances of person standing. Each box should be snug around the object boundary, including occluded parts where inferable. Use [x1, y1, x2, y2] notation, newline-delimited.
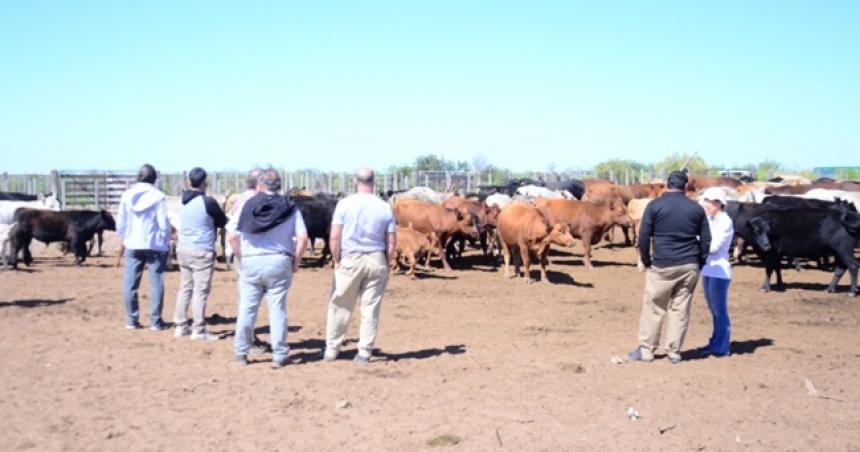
[117, 164, 172, 331]
[628, 170, 711, 364]
[698, 187, 734, 357]
[323, 168, 397, 364]
[228, 169, 308, 368]
[174, 167, 228, 341]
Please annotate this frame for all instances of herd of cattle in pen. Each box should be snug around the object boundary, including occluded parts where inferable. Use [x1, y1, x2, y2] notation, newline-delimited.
[1, 173, 859, 296]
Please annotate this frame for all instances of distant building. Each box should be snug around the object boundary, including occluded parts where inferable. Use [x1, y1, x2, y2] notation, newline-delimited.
[814, 167, 860, 178]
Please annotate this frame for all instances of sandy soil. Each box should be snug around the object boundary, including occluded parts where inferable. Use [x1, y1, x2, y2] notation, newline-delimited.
[1, 234, 859, 451]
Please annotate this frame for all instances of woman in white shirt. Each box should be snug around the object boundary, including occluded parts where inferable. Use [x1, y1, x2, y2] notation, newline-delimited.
[699, 188, 734, 357]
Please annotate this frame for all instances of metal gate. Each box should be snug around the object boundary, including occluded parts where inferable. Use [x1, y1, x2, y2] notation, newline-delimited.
[59, 171, 137, 211]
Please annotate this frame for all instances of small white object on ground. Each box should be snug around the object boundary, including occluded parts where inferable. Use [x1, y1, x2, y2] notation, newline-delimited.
[626, 407, 640, 421]
[804, 378, 818, 397]
[611, 356, 624, 365]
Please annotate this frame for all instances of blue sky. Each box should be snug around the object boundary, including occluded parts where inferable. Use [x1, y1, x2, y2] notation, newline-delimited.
[1, 1, 857, 173]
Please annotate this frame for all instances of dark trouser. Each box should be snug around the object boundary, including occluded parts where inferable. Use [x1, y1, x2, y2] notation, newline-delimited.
[702, 276, 732, 356]
[123, 249, 169, 327]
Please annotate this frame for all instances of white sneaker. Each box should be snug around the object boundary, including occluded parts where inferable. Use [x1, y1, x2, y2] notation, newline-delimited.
[174, 326, 191, 338]
[191, 331, 221, 342]
[322, 348, 339, 362]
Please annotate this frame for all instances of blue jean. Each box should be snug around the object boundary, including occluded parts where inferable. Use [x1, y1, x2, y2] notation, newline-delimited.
[702, 276, 732, 356]
[123, 249, 169, 327]
[234, 255, 293, 361]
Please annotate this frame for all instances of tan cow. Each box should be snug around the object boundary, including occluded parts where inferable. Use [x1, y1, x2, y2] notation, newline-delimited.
[392, 225, 440, 278]
[496, 203, 575, 284]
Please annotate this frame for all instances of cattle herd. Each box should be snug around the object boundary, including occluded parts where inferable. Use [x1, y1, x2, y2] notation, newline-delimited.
[2, 174, 859, 296]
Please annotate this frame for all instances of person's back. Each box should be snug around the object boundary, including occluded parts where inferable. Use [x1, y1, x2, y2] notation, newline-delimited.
[118, 181, 170, 252]
[117, 164, 172, 331]
[334, 192, 395, 254]
[641, 191, 709, 268]
[325, 168, 397, 365]
[178, 190, 227, 252]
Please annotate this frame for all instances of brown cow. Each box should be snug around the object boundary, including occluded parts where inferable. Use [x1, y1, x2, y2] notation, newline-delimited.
[392, 225, 440, 278]
[394, 200, 479, 271]
[534, 198, 632, 269]
[442, 196, 501, 258]
[626, 183, 665, 198]
[686, 176, 743, 192]
[583, 183, 635, 244]
[496, 203, 575, 284]
[766, 182, 860, 196]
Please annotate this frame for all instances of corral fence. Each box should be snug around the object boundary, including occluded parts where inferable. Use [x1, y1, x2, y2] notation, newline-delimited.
[0, 166, 816, 211]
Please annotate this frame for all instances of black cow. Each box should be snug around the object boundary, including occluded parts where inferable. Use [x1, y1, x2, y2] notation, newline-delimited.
[293, 194, 339, 265]
[8, 209, 116, 267]
[544, 179, 586, 200]
[747, 208, 860, 296]
[0, 192, 39, 201]
[762, 195, 857, 212]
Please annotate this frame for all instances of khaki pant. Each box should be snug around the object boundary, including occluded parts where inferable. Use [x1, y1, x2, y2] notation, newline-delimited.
[637, 263, 700, 360]
[326, 252, 390, 355]
[174, 245, 216, 334]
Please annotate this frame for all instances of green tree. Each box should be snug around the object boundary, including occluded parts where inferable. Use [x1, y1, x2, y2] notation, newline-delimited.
[654, 153, 710, 176]
[756, 159, 782, 180]
[413, 154, 470, 172]
[594, 159, 648, 181]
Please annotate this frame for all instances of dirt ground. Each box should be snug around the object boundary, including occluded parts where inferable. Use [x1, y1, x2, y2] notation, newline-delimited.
[1, 234, 859, 452]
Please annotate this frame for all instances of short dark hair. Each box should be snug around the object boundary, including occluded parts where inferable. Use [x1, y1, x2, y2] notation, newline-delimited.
[138, 164, 157, 184]
[246, 167, 262, 190]
[667, 170, 688, 190]
[257, 167, 282, 192]
[188, 167, 207, 189]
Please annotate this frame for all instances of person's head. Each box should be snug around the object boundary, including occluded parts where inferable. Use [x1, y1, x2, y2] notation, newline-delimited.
[246, 167, 262, 190]
[354, 167, 375, 193]
[137, 164, 157, 184]
[701, 187, 727, 216]
[188, 167, 208, 191]
[667, 170, 688, 191]
[256, 167, 282, 193]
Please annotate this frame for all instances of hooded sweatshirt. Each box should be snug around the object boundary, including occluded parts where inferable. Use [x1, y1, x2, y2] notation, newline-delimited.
[178, 190, 228, 252]
[117, 182, 171, 252]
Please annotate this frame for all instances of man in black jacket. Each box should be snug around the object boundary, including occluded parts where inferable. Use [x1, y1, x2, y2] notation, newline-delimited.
[628, 171, 711, 364]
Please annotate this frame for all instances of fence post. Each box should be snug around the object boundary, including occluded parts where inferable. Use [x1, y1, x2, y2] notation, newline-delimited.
[94, 180, 100, 209]
[50, 170, 60, 196]
[61, 179, 67, 208]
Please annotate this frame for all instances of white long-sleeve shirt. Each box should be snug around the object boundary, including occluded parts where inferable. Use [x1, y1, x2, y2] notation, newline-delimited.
[701, 211, 734, 279]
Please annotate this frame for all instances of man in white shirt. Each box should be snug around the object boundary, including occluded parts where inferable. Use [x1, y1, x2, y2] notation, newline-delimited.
[116, 164, 172, 331]
[227, 168, 309, 368]
[323, 168, 397, 364]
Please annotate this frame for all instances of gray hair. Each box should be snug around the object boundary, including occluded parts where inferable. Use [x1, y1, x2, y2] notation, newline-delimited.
[355, 167, 375, 185]
[246, 167, 262, 190]
[256, 168, 282, 192]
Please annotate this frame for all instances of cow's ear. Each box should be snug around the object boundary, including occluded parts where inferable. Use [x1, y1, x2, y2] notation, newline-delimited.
[840, 211, 860, 234]
[748, 216, 766, 234]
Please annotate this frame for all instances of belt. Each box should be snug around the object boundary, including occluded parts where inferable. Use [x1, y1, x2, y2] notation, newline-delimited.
[243, 251, 294, 258]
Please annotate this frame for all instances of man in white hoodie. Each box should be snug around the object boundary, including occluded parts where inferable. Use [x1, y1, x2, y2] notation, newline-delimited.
[117, 164, 172, 330]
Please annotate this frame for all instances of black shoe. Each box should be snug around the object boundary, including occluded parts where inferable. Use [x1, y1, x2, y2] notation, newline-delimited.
[150, 322, 170, 331]
[627, 348, 653, 363]
[234, 355, 248, 366]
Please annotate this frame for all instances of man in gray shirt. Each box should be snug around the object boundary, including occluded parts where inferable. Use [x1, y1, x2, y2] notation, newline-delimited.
[323, 168, 397, 364]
